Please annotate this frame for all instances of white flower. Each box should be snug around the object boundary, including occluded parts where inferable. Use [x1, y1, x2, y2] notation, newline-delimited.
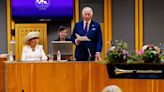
[154, 46, 160, 53]
[142, 45, 148, 50]
[150, 51, 157, 54]
[110, 46, 116, 51]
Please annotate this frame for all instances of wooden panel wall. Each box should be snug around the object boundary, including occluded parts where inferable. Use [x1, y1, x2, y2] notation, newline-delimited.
[4, 62, 164, 92]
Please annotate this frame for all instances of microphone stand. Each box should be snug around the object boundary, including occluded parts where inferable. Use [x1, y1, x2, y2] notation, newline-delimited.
[87, 48, 92, 61]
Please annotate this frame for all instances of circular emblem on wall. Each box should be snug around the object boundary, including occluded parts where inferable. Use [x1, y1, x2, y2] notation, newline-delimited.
[35, 0, 50, 10]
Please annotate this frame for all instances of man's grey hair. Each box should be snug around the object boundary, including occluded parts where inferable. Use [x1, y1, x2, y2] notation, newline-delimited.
[102, 85, 122, 92]
[82, 7, 93, 16]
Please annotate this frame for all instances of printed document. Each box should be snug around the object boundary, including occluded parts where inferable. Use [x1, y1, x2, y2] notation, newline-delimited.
[75, 33, 91, 41]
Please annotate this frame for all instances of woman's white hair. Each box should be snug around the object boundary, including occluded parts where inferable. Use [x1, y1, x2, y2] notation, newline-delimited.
[82, 7, 93, 16]
[102, 85, 122, 92]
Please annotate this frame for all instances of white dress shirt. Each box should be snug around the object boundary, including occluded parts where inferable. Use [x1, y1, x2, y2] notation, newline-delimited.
[21, 45, 47, 62]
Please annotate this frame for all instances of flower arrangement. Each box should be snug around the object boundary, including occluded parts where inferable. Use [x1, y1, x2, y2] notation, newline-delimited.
[105, 41, 163, 64]
[106, 40, 128, 64]
[141, 44, 161, 63]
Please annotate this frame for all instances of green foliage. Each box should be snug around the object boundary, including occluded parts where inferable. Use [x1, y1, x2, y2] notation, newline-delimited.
[126, 51, 143, 64]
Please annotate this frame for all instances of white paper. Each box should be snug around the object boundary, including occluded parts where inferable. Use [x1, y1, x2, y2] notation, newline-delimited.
[75, 33, 91, 41]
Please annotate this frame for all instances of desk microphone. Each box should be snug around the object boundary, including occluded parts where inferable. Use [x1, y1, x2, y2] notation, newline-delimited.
[87, 48, 92, 61]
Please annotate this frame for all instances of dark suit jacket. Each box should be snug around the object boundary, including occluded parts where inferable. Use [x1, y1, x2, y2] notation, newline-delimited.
[71, 20, 103, 61]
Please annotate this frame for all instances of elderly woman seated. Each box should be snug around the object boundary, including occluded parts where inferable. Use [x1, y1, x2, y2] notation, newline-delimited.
[21, 31, 47, 62]
[102, 85, 122, 92]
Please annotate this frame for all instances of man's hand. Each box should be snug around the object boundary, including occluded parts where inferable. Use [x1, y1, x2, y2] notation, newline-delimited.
[75, 38, 81, 45]
[95, 52, 102, 61]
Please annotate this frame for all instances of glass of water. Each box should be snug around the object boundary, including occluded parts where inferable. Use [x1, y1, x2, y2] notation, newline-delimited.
[48, 54, 53, 62]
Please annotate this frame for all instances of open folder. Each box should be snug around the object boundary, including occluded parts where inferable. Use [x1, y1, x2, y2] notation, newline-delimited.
[75, 33, 91, 41]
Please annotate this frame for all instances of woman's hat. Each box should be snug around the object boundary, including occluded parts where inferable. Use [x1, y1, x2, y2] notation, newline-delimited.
[24, 31, 40, 44]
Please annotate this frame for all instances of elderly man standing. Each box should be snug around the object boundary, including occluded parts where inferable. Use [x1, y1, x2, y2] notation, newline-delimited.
[71, 7, 103, 61]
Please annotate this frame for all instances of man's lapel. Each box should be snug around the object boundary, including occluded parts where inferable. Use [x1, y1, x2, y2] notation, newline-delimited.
[79, 21, 85, 35]
[89, 21, 93, 31]
[88, 21, 95, 34]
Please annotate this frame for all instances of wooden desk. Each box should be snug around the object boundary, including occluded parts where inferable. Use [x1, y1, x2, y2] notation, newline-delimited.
[0, 58, 7, 92]
[4, 61, 164, 92]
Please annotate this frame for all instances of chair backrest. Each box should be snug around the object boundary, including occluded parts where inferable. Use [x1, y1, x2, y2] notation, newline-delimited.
[15, 24, 47, 61]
